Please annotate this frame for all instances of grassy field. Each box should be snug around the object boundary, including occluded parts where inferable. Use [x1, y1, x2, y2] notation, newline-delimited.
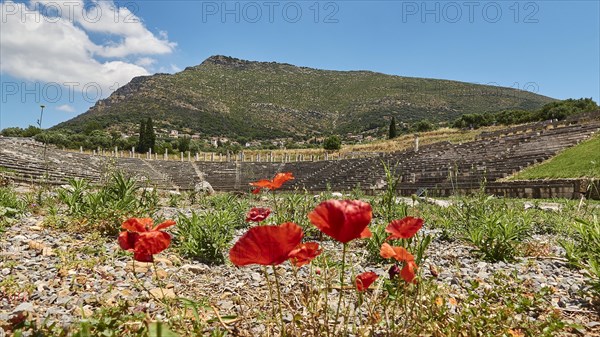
[509, 134, 600, 179]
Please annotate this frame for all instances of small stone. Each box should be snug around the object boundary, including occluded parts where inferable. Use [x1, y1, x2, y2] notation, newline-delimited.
[12, 235, 27, 243]
[217, 300, 234, 311]
[56, 296, 73, 305]
[12, 302, 34, 313]
[46, 294, 58, 304]
[154, 257, 173, 266]
[149, 288, 176, 299]
[155, 269, 168, 279]
[181, 264, 207, 274]
[251, 272, 262, 282]
[477, 271, 490, 279]
[72, 306, 93, 317]
[125, 261, 151, 273]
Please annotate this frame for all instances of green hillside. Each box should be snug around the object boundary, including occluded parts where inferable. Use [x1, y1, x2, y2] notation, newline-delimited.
[510, 134, 600, 179]
[54, 55, 555, 139]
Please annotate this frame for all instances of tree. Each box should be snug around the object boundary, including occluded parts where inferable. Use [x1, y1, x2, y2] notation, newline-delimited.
[178, 136, 190, 152]
[388, 116, 398, 139]
[1, 127, 24, 137]
[323, 135, 341, 151]
[145, 117, 156, 152]
[22, 125, 42, 137]
[110, 131, 122, 147]
[88, 130, 112, 149]
[413, 120, 434, 132]
[136, 119, 148, 153]
[83, 121, 102, 135]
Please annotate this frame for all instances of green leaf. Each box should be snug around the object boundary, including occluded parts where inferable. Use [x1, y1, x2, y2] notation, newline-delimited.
[148, 321, 179, 337]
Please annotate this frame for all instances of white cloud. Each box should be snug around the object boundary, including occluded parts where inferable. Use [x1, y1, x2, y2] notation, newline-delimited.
[0, 0, 176, 98]
[135, 57, 157, 67]
[56, 104, 76, 113]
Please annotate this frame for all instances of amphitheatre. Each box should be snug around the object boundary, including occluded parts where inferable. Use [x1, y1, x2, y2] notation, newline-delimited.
[1, 111, 599, 199]
[1, 110, 600, 336]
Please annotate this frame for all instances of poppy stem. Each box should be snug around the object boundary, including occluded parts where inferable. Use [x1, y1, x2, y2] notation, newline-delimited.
[131, 260, 165, 315]
[334, 243, 347, 331]
[272, 266, 286, 337]
[262, 267, 276, 319]
[152, 260, 166, 298]
[391, 278, 401, 329]
[271, 190, 279, 220]
[323, 262, 330, 337]
[152, 259, 172, 318]
[402, 282, 408, 328]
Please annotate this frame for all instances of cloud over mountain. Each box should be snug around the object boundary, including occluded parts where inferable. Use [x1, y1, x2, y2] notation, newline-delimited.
[0, 0, 176, 97]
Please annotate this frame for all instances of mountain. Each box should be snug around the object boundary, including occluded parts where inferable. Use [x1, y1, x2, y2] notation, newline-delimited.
[54, 55, 555, 139]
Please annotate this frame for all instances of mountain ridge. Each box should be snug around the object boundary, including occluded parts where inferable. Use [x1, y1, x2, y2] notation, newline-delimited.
[54, 55, 556, 139]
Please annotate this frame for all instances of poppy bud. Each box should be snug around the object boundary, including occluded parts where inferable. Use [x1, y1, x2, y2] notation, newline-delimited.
[388, 264, 401, 279]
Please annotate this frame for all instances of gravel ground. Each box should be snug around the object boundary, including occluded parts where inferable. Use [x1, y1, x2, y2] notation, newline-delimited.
[1, 213, 599, 336]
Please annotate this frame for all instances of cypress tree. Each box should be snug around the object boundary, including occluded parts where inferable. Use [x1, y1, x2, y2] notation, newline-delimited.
[388, 116, 398, 139]
[137, 119, 147, 153]
[145, 117, 156, 152]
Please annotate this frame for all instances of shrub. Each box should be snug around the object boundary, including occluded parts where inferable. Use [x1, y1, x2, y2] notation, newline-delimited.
[0, 186, 25, 231]
[561, 217, 600, 298]
[58, 172, 158, 235]
[323, 135, 341, 151]
[175, 210, 236, 265]
[464, 211, 531, 262]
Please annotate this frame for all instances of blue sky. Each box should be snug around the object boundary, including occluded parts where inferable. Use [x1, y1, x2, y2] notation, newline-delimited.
[1, 0, 599, 129]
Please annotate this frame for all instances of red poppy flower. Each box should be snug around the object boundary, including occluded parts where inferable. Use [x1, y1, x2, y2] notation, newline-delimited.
[308, 199, 372, 243]
[355, 271, 378, 292]
[360, 227, 373, 239]
[250, 172, 294, 193]
[401, 260, 418, 284]
[229, 222, 303, 266]
[118, 218, 176, 262]
[288, 242, 322, 267]
[246, 207, 271, 222]
[380, 243, 414, 262]
[386, 217, 424, 240]
[380, 243, 419, 283]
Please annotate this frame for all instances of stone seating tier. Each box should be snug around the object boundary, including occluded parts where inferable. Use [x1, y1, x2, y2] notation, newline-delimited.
[0, 111, 598, 198]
